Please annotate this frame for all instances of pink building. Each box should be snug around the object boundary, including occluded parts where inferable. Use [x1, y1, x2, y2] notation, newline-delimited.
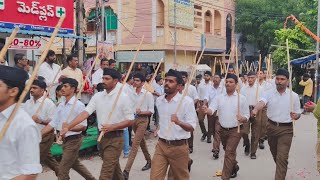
[84, 0, 235, 72]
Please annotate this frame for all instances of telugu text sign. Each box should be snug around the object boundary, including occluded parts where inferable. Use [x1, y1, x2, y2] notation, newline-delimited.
[0, 0, 74, 34]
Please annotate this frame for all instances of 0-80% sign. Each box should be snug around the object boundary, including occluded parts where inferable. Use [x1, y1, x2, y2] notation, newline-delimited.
[7, 38, 42, 50]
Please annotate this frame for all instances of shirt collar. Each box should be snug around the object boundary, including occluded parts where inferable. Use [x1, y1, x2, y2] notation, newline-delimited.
[161, 92, 181, 103]
[32, 95, 46, 104]
[224, 91, 237, 97]
[64, 96, 77, 106]
[0, 104, 16, 120]
[104, 84, 121, 96]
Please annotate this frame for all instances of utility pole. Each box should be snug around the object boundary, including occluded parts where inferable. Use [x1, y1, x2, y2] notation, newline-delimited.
[174, 1, 177, 64]
[101, 0, 105, 42]
[75, 0, 84, 64]
[95, 0, 99, 55]
[315, 0, 320, 102]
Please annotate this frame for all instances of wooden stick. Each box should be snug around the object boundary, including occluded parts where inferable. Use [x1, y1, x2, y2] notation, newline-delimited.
[137, 59, 163, 108]
[213, 57, 217, 75]
[97, 35, 145, 142]
[35, 64, 63, 115]
[235, 43, 241, 133]
[0, 16, 66, 142]
[221, 45, 234, 93]
[219, 60, 223, 74]
[0, 27, 19, 62]
[286, 39, 295, 131]
[256, 54, 262, 102]
[246, 61, 250, 72]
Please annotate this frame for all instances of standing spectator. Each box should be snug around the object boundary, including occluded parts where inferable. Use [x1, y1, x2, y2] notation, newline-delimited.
[299, 73, 313, 111]
[13, 54, 28, 71]
[38, 50, 61, 100]
[109, 59, 117, 69]
[92, 58, 109, 88]
[61, 54, 83, 91]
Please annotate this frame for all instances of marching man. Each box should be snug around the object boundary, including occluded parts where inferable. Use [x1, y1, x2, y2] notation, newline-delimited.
[252, 68, 301, 180]
[202, 74, 250, 179]
[41, 78, 95, 180]
[23, 80, 59, 175]
[150, 69, 197, 180]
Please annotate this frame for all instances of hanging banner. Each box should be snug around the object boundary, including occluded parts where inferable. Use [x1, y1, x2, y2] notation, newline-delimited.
[0, 0, 74, 34]
[168, 0, 194, 29]
[7, 37, 43, 50]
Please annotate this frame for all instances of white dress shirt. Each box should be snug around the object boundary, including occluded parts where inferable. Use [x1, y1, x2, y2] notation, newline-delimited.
[23, 96, 56, 131]
[92, 68, 103, 86]
[0, 105, 42, 179]
[49, 96, 87, 137]
[38, 62, 61, 100]
[240, 84, 263, 106]
[208, 84, 224, 104]
[260, 88, 301, 123]
[183, 84, 199, 101]
[156, 93, 197, 140]
[123, 83, 135, 109]
[209, 91, 250, 128]
[197, 81, 211, 101]
[85, 87, 135, 130]
[257, 80, 273, 92]
[134, 89, 155, 113]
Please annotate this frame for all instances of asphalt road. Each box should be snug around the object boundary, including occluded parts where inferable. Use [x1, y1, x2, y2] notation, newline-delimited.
[38, 114, 320, 180]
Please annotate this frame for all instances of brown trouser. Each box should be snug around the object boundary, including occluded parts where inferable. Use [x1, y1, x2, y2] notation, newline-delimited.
[211, 115, 221, 153]
[124, 116, 151, 172]
[259, 107, 268, 140]
[197, 101, 213, 137]
[241, 109, 264, 154]
[58, 136, 95, 180]
[150, 140, 189, 180]
[220, 127, 242, 180]
[99, 135, 124, 180]
[188, 132, 193, 149]
[267, 120, 293, 180]
[40, 131, 59, 175]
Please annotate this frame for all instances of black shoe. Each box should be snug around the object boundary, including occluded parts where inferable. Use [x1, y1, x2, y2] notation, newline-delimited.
[200, 134, 207, 142]
[123, 170, 129, 180]
[259, 140, 265, 149]
[141, 162, 151, 171]
[244, 144, 250, 156]
[188, 159, 193, 172]
[189, 148, 193, 154]
[212, 151, 219, 159]
[250, 153, 257, 159]
[207, 136, 212, 143]
[230, 165, 239, 178]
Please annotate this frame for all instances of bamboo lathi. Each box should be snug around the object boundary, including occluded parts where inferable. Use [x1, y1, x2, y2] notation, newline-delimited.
[286, 39, 295, 132]
[0, 27, 19, 62]
[0, 16, 66, 142]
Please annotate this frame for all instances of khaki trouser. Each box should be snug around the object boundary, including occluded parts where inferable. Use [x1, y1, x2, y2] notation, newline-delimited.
[58, 136, 96, 180]
[211, 115, 221, 153]
[267, 121, 293, 180]
[220, 127, 242, 180]
[241, 109, 264, 154]
[124, 116, 151, 172]
[197, 101, 213, 137]
[150, 140, 190, 180]
[99, 136, 124, 180]
[40, 131, 59, 175]
[259, 107, 268, 140]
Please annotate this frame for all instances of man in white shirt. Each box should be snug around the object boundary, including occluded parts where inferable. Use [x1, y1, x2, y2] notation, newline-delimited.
[23, 80, 59, 175]
[41, 78, 95, 180]
[207, 73, 223, 159]
[38, 50, 61, 100]
[252, 68, 301, 180]
[92, 58, 109, 88]
[109, 59, 117, 69]
[61, 69, 135, 180]
[123, 73, 154, 179]
[240, 71, 263, 159]
[0, 66, 42, 180]
[181, 71, 199, 153]
[153, 75, 164, 127]
[202, 73, 250, 179]
[151, 69, 197, 180]
[197, 71, 213, 143]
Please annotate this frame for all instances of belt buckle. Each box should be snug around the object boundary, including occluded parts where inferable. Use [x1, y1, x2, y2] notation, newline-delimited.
[166, 140, 171, 145]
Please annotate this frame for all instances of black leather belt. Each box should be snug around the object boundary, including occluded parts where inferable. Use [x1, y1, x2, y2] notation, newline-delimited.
[268, 119, 293, 127]
[159, 138, 188, 146]
[103, 130, 124, 138]
[64, 134, 82, 142]
[221, 125, 243, 131]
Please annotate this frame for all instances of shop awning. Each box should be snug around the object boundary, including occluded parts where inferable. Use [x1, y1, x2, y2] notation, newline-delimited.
[0, 28, 90, 40]
[290, 54, 318, 65]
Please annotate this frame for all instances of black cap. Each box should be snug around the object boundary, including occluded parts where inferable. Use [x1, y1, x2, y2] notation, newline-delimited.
[180, 71, 188, 77]
[61, 78, 78, 89]
[204, 71, 212, 76]
[133, 72, 146, 82]
[0, 66, 28, 86]
[276, 68, 289, 79]
[165, 69, 183, 85]
[226, 73, 238, 83]
[103, 68, 121, 81]
[32, 80, 47, 89]
[247, 71, 256, 76]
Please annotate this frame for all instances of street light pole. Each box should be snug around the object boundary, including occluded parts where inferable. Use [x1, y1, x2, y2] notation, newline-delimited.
[174, 1, 177, 65]
[315, 0, 320, 102]
[101, 0, 105, 41]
